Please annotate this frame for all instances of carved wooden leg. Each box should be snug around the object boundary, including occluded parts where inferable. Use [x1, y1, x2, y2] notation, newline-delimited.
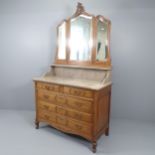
[92, 141, 97, 153]
[105, 127, 109, 136]
[35, 121, 39, 129]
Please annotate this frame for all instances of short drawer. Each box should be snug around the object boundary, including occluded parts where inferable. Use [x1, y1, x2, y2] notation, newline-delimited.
[66, 97, 92, 113]
[37, 82, 62, 92]
[64, 86, 93, 99]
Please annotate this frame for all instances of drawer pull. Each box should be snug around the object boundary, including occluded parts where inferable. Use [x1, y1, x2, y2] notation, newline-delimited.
[43, 95, 49, 99]
[74, 90, 80, 95]
[43, 105, 49, 110]
[45, 86, 50, 90]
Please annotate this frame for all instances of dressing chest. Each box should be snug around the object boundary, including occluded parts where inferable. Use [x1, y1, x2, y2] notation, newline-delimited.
[34, 3, 112, 153]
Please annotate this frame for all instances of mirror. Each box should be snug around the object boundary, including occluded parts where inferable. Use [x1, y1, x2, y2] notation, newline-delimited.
[57, 21, 66, 60]
[70, 15, 92, 61]
[96, 19, 109, 61]
[56, 3, 111, 67]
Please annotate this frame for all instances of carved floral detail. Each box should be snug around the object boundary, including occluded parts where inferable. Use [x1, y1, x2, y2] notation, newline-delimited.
[75, 2, 85, 15]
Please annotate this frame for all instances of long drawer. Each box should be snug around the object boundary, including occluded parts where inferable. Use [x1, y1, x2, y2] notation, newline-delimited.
[38, 100, 92, 123]
[36, 82, 93, 99]
[37, 90, 92, 114]
[38, 110, 92, 136]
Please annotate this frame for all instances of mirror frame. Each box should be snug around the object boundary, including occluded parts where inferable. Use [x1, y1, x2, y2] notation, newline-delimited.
[55, 3, 111, 68]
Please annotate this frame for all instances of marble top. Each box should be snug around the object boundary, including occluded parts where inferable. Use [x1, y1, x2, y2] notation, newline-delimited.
[33, 76, 111, 90]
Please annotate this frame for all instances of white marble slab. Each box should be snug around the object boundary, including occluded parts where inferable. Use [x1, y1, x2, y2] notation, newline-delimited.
[33, 76, 111, 90]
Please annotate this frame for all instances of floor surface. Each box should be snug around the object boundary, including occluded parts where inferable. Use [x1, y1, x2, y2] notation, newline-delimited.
[0, 110, 154, 155]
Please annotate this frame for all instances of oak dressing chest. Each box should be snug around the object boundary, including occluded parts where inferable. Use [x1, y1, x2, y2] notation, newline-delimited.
[33, 3, 112, 153]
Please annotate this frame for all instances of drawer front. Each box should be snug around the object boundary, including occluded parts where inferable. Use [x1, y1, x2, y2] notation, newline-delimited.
[54, 115, 92, 136]
[38, 111, 56, 123]
[38, 90, 56, 102]
[56, 106, 67, 116]
[68, 119, 92, 135]
[64, 86, 93, 98]
[66, 97, 92, 113]
[37, 82, 62, 92]
[38, 101, 56, 112]
[56, 115, 67, 126]
[55, 94, 67, 105]
[55, 106, 92, 123]
[38, 108, 92, 139]
[67, 109, 92, 123]
[38, 101, 92, 123]
[37, 91, 92, 114]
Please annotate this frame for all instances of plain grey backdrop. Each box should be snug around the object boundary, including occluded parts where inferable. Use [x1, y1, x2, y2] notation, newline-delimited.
[0, 0, 155, 122]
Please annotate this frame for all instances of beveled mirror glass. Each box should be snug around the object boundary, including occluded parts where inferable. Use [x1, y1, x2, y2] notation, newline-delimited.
[96, 19, 109, 61]
[57, 21, 66, 60]
[70, 15, 92, 61]
[55, 3, 111, 67]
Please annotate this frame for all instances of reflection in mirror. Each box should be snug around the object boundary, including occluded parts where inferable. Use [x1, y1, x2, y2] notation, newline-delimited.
[58, 22, 66, 59]
[96, 20, 109, 61]
[70, 15, 92, 61]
